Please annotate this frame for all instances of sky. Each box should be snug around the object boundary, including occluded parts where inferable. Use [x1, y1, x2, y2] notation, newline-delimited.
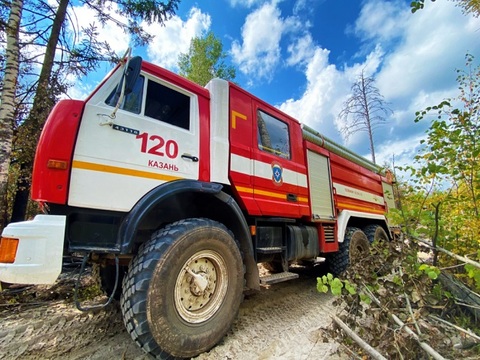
[69, 0, 480, 171]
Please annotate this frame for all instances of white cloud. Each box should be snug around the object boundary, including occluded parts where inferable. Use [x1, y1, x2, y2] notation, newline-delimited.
[65, 80, 95, 100]
[276, 0, 480, 168]
[279, 45, 384, 143]
[230, 1, 304, 81]
[354, 0, 408, 43]
[229, 0, 265, 7]
[279, 48, 334, 121]
[286, 33, 315, 66]
[375, 134, 425, 168]
[293, 0, 307, 14]
[70, 2, 131, 54]
[68, 4, 210, 72]
[143, 7, 211, 70]
[373, 1, 480, 101]
[231, 2, 285, 80]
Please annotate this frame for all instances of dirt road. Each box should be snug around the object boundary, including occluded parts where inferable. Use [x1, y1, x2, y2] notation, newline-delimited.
[0, 267, 344, 360]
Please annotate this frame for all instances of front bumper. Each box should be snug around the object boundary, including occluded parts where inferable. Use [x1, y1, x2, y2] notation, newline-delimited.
[0, 215, 66, 284]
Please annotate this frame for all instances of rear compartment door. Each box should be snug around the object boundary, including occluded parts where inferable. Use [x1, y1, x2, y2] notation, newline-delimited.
[307, 151, 334, 220]
[69, 70, 200, 212]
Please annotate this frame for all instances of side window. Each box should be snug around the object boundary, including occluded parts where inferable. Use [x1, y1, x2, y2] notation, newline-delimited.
[105, 75, 144, 114]
[257, 110, 290, 159]
[145, 79, 190, 130]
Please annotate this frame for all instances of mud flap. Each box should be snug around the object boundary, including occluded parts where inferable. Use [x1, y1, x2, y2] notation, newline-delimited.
[0, 215, 66, 284]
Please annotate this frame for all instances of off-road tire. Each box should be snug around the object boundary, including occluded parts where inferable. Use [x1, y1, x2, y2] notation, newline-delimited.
[120, 218, 244, 359]
[363, 224, 389, 244]
[327, 227, 370, 276]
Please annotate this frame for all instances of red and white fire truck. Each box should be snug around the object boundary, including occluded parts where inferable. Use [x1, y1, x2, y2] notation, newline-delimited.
[0, 54, 395, 358]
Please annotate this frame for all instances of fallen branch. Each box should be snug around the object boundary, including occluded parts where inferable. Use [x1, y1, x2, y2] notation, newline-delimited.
[390, 313, 446, 360]
[399, 267, 421, 335]
[429, 315, 480, 342]
[331, 314, 387, 360]
[362, 285, 446, 360]
[338, 343, 364, 360]
[439, 272, 480, 319]
[455, 301, 480, 310]
[410, 235, 480, 269]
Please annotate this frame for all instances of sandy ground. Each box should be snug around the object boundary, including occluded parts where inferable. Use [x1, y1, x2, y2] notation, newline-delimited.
[0, 266, 346, 360]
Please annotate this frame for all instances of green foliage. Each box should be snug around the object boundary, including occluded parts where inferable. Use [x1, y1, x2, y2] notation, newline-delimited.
[318, 236, 474, 359]
[317, 274, 357, 296]
[398, 54, 479, 272]
[418, 263, 440, 280]
[410, 0, 428, 13]
[411, 0, 480, 17]
[178, 31, 236, 86]
[116, 0, 179, 24]
[465, 264, 480, 289]
[76, 283, 103, 301]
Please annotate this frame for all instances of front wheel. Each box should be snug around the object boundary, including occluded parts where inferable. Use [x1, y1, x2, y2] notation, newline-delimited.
[120, 219, 244, 359]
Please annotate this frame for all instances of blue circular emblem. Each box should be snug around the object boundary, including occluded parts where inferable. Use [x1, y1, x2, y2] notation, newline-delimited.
[271, 163, 283, 185]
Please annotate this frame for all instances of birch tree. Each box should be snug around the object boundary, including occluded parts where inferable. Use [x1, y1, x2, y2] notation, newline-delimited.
[0, 0, 24, 229]
[1, 0, 182, 227]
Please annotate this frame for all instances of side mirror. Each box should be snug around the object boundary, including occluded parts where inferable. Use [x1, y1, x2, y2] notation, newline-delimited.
[124, 56, 142, 95]
[108, 55, 143, 113]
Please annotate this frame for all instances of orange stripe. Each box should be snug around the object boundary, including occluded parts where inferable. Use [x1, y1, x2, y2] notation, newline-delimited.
[72, 160, 182, 182]
[236, 186, 309, 204]
[336, 202, 385, 215]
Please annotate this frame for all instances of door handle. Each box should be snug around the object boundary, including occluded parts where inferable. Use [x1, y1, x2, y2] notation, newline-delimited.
[287, 193, 297, 202]
[181, 154, 199, 162]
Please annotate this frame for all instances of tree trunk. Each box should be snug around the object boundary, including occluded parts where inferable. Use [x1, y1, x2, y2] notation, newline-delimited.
[10, 163, 30, 222]
[0, 0, 24, 231]
[432, 202, 441, 266]
[439, 272, 480, 320]
[11, 0, 70, 221]
[361, 73, 376, 164]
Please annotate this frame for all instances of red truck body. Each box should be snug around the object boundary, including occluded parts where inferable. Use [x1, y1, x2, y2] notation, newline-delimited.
[1, 56, 395, 358]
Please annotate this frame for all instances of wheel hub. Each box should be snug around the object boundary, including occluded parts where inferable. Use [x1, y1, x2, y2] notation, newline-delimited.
[174, 250, 228, 323]
[187, 269, 211, 296]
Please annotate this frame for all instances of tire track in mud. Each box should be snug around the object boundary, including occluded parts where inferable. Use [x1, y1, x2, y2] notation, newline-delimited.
[0, 269, 345, 360]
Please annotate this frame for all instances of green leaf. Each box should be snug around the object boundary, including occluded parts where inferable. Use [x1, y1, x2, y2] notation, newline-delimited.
[330, 278, 344, 296]
[345, 282, 357, 295]
[360, 294, 372, 305]
[317, 283, 329, 293]
[392, 275, 402, 286]
[418, 264, 428, 271]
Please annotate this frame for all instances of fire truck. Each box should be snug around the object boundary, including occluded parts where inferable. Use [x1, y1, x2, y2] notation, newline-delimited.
[0, 53, 395, 358]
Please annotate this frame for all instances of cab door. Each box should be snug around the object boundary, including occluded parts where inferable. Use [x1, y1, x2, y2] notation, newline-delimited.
[252, 103, 308, 218]
[69, 68, 201, 212]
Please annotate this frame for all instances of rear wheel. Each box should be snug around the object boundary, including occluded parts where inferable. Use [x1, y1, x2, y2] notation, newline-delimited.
[363, 224, 389, 244]
[121, 218, 244, 359]
[327, 227, 370, 276]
